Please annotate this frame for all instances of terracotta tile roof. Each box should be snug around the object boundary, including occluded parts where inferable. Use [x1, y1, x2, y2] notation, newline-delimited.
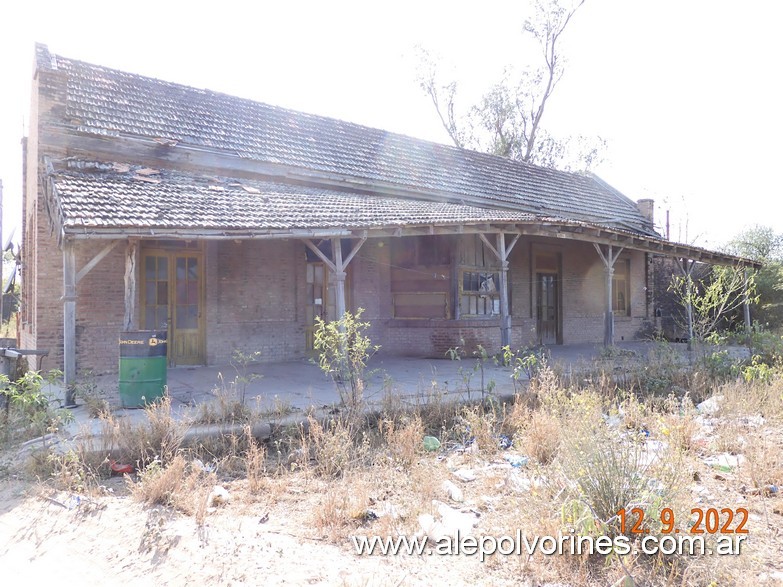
[38, 44, 657, 237]
[49, 161, 538, 233]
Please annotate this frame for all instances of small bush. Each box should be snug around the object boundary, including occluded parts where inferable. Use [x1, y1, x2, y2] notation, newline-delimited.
[747, 328, 783, 365]
[557, 419, 684, 539]
[501, 344, 550, 393]
[700, 348, 737, 381]
[741, 355, 775, 384]
[1, 369, 70, 446]
[313, 308, 379, 415]
[72, 371, 111, 418]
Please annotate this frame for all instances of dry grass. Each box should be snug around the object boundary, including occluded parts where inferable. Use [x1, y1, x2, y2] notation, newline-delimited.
[300, 415, 369, 478]
[196, 374, 252, 424]
[130, 453, 188, 506]
[129, 453, 216, 522]
[717, 377, 783, 421]
[519, 408, 561, 465]
[457, 404, 500, 458]
[117, 396, 188, 467]
[660, 411, 701, 453]
[244, 425, 267, 493]
[378, 414, 424, 467]
[15, 351, 783, 586]
[658, 393, 701, 452]
[312, 474, 372, 541]
[744, 432, 783, 490]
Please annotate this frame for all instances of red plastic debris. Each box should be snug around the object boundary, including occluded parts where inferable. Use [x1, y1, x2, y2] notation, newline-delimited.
[109, 460, 134, 475]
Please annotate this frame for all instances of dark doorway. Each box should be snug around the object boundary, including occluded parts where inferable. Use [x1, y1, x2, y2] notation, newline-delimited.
[537, 273, 559, 345]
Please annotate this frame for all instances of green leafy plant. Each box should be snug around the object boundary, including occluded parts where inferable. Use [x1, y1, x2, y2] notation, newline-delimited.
[230, 349, 263, 405]
[313, 308, 379, 415]
[446, 342, 499, 400]
[446, 340, 475, 399]
[700, 348, 736, 381]
[741, 355, 775, 384]
[746, 326, 783, 365]
[500, 344, 548, 393]
[669, 265, 758, 344]
[473, 344, 494, 399]
[1, 368, 70, 446]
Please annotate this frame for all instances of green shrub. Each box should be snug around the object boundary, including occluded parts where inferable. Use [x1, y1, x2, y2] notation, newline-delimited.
[741, 355, 775, 384]
[313, 308, 379, 414]
[0, 369, 70, 446]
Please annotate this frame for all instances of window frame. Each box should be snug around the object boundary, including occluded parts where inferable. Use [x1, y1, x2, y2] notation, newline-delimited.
[458, 268, 502, 318]
[612, 258, 631, 316]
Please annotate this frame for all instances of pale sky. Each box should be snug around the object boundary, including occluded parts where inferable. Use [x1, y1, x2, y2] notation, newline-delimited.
[1, 0, 781, 251]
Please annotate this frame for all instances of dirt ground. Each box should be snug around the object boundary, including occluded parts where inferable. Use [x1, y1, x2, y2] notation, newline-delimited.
[2, 427, 782, 587]
[0, 475, 511, 587]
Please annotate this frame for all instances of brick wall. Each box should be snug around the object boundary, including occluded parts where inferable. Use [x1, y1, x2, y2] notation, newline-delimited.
[556, 241, 650, 343]
[24, 229, 653, 376]
[206, 239, 306, 364]
[73, 241, 126, 373]
[20, 59, 71, 370]
[20, 198, 66, 372]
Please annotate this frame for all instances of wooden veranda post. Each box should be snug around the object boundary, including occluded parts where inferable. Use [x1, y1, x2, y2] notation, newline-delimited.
[479, 232, 520, 348]
[497, 233, 511, 348]
[303, 236, 366, 324]
[63, 242, 77, 407]
[332, 238, 347, 322]
[123, 238, 139, 331]
[594, 243, 623, 347]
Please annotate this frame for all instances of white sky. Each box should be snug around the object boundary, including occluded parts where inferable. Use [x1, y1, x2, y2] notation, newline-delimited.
[1, 0, 782, 251]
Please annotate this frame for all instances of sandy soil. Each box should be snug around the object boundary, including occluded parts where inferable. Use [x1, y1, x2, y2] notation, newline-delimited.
[2, 398, 783, 586]
[0, 473, 505, 587]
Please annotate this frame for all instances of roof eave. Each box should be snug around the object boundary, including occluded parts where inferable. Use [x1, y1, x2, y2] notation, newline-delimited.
[60, 219, 760, 268]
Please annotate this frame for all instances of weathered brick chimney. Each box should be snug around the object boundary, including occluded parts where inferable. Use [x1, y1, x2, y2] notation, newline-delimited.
[636, 198, 654, 228]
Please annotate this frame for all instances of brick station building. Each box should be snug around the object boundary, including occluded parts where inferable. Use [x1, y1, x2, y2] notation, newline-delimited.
[21, 44, 754, 392]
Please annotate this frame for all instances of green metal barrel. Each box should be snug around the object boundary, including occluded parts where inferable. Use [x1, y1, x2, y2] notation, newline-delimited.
[119, 331, 167, 408]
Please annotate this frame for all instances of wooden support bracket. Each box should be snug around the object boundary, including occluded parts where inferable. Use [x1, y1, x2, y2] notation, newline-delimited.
[75, 240, 120, 285]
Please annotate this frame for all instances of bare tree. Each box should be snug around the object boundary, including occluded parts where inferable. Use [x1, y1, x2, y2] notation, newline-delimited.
[417, 0, 603, 172]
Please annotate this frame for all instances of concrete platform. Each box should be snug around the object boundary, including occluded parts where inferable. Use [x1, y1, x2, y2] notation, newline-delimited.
[49, 341, 676, 439]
